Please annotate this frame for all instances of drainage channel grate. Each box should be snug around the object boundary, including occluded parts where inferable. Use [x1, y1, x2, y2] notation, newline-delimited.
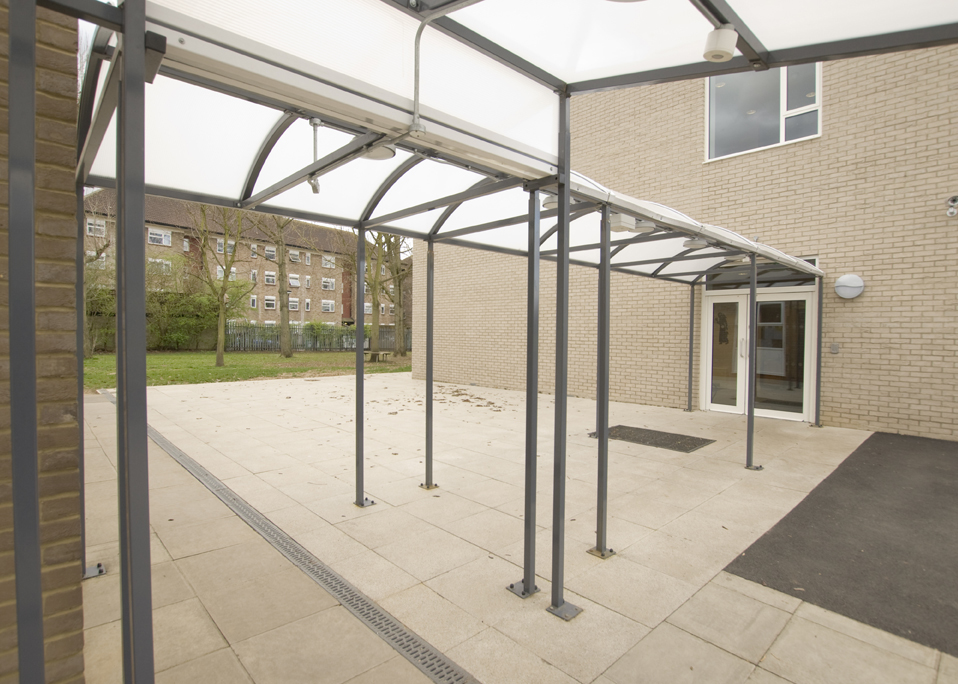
[100, 393, 478, 684]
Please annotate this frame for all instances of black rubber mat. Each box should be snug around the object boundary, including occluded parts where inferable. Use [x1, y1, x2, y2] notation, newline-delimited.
[589, 425, 715, 453]
[726, 432, 958, 656]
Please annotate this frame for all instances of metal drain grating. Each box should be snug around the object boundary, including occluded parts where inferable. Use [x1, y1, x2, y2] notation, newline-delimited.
[100, 393, 478, 684]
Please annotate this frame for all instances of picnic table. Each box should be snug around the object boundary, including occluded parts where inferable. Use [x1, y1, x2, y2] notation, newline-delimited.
[364, 351, 392, 363]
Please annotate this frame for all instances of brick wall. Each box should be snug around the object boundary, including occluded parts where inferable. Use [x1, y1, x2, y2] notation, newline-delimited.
[413, 45, 957, 439]
[0, 4, 85, 682]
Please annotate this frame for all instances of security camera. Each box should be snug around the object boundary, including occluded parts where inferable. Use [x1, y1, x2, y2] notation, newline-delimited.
[947, 196, 958, 207]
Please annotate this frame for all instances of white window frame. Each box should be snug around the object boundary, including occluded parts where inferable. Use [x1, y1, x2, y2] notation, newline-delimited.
[250, 269, 257, 283]
[364, 303, 372, 315]
[148, 228, 172, 246]
[305, 253, 311, 265]
[226, 240, 235, 255]
[148, 258, 172, 274]
[305, 276, 311, 289]
[250, 295, 257, 308]
[216, 265, 224, 279]
[289, 297, 299, 311]
[305, 299, 311, 312]
[264, 296, 276, 310]
[380, 304, 386, 315]
[322, 277, 335, 291]
[389, 304, 395, 315]
[265, 271, 276, 285]
[265, 246, 276, 260]
[364, 283, 370, 294]
[322, 255, 335, 268]
[704, 63, 823, 162]
[321, 300, 335, 312]
[289, 249, 300, 263]
[182, 238, 189, 251]
[216, 238, 224, 253]
[86, 250, 106, 267]
[86, 218, 106, 237]
[264, 319, 276, 326]
[250, 243, 258, 258]
[381, 264, 386, 276]
[289, 273, 300, 287]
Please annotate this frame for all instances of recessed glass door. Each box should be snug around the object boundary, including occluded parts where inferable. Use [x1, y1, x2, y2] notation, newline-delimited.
[707, 298, 746, 413]
[755, 300, 806, 415]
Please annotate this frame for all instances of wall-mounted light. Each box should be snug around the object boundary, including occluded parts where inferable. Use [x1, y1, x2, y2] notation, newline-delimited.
[947, 195, 958, 217]
[834, 274, 865, 299]
[683, 237, 709, 249]
[704, 24, 738, 63]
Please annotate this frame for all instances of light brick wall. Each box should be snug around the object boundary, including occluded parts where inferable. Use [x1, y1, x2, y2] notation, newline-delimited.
[414, 45, 957, 439]
[0, 4, 86, 682]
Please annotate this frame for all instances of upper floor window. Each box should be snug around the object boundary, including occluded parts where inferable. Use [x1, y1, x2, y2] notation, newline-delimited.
[322, 278, 335, 291]
[265, 246, 276, 260]
[289, 250, 301, 263]
[322, 255, 335, 268]
[289, 273, 300, 287]
[708, 64, 820, 160]
[148, 228, 172, 246]
[86, 218, 106, 237]
[304, 253, 311, 265]
[250, 243, 258, 258]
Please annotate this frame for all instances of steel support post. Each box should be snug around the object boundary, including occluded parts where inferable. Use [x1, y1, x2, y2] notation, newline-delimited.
[745, 254, 762, 471]
[686, 284, 696, 412]
[355, 229, 374, 507]
[115, 2, 157, 679]
[508, 190, 541, 599]
[589, 206, 614, 560]
[814, 276, 824, 427]
[421, 240, 438, 490]
[547, 93, 582, 621]
[9, 1, 47, 678]
[77, 183, 105, 580]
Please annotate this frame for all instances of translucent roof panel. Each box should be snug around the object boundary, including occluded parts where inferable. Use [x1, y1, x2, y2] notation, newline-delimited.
[253, 119, 357, 197]
[452, 0, 716, 83]
[91, 75, 282, 198]
[372, 160, 486, 234]
[436, 186, 530, 234]
[732, 0, 958, 51]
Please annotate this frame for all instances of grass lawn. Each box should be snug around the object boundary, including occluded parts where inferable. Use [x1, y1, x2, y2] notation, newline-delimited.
[84, 351, 412, 391]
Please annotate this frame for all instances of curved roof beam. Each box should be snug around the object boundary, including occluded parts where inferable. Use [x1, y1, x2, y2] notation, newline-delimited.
[241, 111, 298, 202]
[360, 156, 424, 224]
[427, 177, 497, 238]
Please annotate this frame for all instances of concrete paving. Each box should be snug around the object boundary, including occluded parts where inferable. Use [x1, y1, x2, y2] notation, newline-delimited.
[81, 374, 956, 683]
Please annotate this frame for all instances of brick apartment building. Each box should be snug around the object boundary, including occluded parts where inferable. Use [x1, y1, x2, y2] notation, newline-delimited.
[413, 45, 958, 441]
[84, 190, 409, 333]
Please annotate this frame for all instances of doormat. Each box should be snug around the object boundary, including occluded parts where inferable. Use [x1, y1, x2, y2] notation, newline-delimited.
[588, 425, 715, 453]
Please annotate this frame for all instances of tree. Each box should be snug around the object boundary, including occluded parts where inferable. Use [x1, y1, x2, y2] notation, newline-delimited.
[383, 235, 412, 357]
[82, 190, 115, 357]
[254, 214, 297, 358]
[187, 204, 255, 366]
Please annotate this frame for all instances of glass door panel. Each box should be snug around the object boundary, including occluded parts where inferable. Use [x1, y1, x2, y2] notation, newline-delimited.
[709, 301, 741, 408]
[755, 300, 806, 414]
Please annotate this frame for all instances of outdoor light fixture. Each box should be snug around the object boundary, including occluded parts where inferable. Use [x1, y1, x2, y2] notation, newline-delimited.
[704, 24, 738, 62]
[835, 274, 865, 299]
[307, 177, 320, 194]
[365, 144, 397, 161]
[542, 194, 559, 210]
[633, 220, 657, 234]
[724, 253, 748, 262]
[947, 195, 958, 217]
[683, 237, 709, 249]
[609, 214, 657, 234]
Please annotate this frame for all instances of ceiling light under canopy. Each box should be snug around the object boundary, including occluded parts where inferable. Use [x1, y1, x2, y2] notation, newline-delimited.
[683, 237, 709, 249]
[365, 144, 397, 161]
[704, 24, 738, 63]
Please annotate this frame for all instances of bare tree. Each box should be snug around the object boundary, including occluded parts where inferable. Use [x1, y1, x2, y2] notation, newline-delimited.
[254, 214, 298, 358]
[187, 204, 255, 366]
[82, 191, 115, 357]
[382, 234, 412, 357]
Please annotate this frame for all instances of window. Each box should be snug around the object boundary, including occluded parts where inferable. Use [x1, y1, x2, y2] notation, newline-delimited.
[364, 283, 370, 294]
[322, 255, 335, 268]
[289, 273, 300, 287]
[381, 265, 386, 276]
[322, 300, 335, 312]
[148, 228, 172, 246]
[229, 267, 236, 281]
[322, 278, 335, 290]
[389, 305, 395, 315]
[227, 240, 235, 255]
[216, 266, 236, 280]
[708, 63, 820, 160]
[251, 243, 258, 258]
[389, 284, 394, 294]
[289, 298, 299, 311]
[264, 296, 276, 310]
[265, 271, 276, 285]
[380, 304, 386, 315]
[265, 246, 276, 260]
[289, 250, 300, 262]
[264, 320, 276, 326]
[305, 276, 311, 289]
[216, 238, 224, 253]
[250, 269, 257, 283]
[250, 295, 257, 309]
[86, 250, 106, 268]
[305, 299, 310, 312]
[305, 253, 311, 265]
[182, 238, 189, 251]
[364, 303, 372, 315]
[86, 218, 106, 237]
[148, 258, 172, 274]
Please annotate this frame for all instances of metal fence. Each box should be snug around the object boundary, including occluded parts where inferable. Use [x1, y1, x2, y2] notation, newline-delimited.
[226, 322, 411, 353]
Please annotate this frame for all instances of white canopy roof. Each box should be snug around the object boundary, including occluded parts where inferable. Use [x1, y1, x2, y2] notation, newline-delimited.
[79, 0, 958, 282]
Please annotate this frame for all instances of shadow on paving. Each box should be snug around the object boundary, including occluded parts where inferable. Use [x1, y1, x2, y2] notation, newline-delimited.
[726, 432, 958, 656]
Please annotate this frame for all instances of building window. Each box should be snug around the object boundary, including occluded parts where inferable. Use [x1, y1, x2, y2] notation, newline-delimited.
[250, 295, 257, 308]
[227, 240, 235, 255]
[264, 320, 276, 326]
[216, 238, 224, 253]
[305, 253, 311, 265]
[322, 255, 335, 268]
[250, 269, 257, 283]
[251, 243, 258, 258]
[322, 278, 335, 290]
[381, 264, 386, 276]
[148, 228, 172, 246]
[364, 303, 372, 315]
[217, 266, 236, 280]
[86, 250, 106, 268]
[322, 300, 335, 312]
[289, 273, 300, 287]
[182, 238, 189, 251]
[305, 276, 311, 289]
[264, 296, 276, 310]
[380, 304, 386, 315]
[289, 298, 299, 311]
[265, 246, 276, 260]
[265, 271, 276, 285]
[289, 250, 300, 262]
[86, 218, 107, 237]
[305, 299, 310, 312]
[364, 283, 370, 294]
[708, 63, 820, 160]
[389, 284, 394, 294]
[389, 305, 395, 315]
[148, 258, 172, 274]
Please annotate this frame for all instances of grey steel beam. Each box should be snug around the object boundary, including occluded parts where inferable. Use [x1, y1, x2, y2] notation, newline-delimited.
[115, 1, 157, 679]
[365, 177, 523, 229]
[688, 0, 769, 68]
[241, 132, 382, 209]
[9, 1, 47, 679]
[569, 56, 753, 95]
[77, 26, 113, 155]
[77, 48, 120, 183]
[815, 276, 824, 427]
[539, 223, 559, 247]
[427, 178, 495, 237]
[563, 229, 670, 256]
[589, 206, 614, 560]
[610, 231, 680, 258]
[616, 250, 743, 269]
[355, 229, 375, 507]
[745, 254, 762, 471]
[360, 157, 424, 222]
[38, 0, 123, 31]
[686, 285, 696, 412]
[241, 112, 299, 201]
[433, 202, 593, 242]
[422, 240, 437, 490]
[547, 93, 581, 621]
[508, 189, 541, 600]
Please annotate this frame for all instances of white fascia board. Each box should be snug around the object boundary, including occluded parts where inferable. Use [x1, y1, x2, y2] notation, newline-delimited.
[145, 4, 556, 181]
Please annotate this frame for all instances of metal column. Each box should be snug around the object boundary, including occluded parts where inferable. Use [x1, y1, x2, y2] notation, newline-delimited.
[547, 93, 581, 621]
[589, 206, 614, 560]
[421, 240, 437, 490]
[355, 228, 374, 507]
[745, 254, 762, 471]
[115, 2, 157, 679]
[508, 190, 541, 599]
[9, 1, 47, 678]
[814, 276, 824, 427]
[686, 285, 696, 412]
